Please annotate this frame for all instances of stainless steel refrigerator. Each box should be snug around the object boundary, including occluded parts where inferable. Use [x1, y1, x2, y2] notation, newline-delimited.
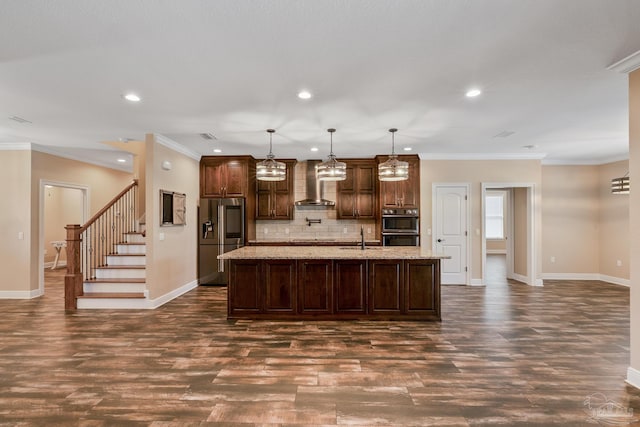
[198, 198, 245, 285]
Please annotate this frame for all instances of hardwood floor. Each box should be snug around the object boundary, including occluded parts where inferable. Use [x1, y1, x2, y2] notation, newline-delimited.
[1, 263, 639, 426]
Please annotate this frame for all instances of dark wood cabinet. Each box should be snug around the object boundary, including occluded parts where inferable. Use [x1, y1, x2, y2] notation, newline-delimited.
[256, 160, 296, 220]
[228, 260, 262, 316]
[369, 260, 403, 314]
[227, 257, 441, 320]
[298, 259, 333, 314]
[200, 156, 254, 198]
[376, 155, 420, 208]
[334, 260, 367, 314]
[404, 259, 439, 317]
[264, 259, 297, 313]
[337, 160, 377, 219]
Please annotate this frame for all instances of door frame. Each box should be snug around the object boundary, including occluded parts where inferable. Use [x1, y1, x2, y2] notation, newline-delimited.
[431, 183, 471, 286]
[481, 182, 538, 287]
[39, 180, 89, 296]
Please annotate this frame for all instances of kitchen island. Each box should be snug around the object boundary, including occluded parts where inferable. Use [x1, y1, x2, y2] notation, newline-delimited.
[218, 246, 448, 321]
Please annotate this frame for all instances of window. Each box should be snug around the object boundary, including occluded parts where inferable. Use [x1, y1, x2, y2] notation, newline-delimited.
[485, 194, 504, 239]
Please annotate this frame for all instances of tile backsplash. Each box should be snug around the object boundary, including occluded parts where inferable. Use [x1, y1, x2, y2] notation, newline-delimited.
[255, 161, 377, 241]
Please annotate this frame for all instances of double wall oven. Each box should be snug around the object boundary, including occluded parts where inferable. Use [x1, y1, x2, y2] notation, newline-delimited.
[381, 208, 420, 246]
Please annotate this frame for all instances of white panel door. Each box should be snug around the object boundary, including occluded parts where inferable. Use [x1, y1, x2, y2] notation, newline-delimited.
[435, 186, 468, 284]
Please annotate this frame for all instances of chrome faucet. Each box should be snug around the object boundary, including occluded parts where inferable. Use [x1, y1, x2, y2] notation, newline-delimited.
[360, 226, 365, 250]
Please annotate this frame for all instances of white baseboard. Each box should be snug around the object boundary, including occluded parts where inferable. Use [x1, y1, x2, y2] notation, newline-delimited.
[0, 288, 43, 299]
[486, 250, 507, 255]
[600, 274, 631, 287]
[627, 367, 640, 390]
[512, 273, 529, 284]
[149, 279, 198, 309]
[77, 279, 198, 309]
[470, 278, 484, 286]
[541, 273, 630, 287]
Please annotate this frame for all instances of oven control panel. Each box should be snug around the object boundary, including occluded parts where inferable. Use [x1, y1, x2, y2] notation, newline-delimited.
[381, 208, 419, 217]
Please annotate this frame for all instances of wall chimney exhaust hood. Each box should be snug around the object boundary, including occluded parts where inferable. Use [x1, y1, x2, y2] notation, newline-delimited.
[295, 160, 335, 207]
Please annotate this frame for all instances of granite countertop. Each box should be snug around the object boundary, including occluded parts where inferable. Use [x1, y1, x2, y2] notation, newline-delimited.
[219, 246, 450, 260]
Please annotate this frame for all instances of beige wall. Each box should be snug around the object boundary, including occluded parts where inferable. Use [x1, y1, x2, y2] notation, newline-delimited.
[629, 69, 640, 378]
[144, 135, 199, 300]
[0, 151, 32, 295]
[420, 159, 542, 282]
[43, 186, 83, 264]
[541, 165, 600, 274]
[598, 160, 630, 280]
[513, 187, 528, 277]
[0, 149, 133, 295]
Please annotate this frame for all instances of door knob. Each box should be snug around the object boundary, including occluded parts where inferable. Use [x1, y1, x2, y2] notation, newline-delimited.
[437, 238, 444, 242]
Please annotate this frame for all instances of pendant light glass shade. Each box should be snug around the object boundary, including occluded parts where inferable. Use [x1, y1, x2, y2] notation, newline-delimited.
[256, 129, 286, 181]
[316, 128, 346, 181]
[378, 128, 409, 181]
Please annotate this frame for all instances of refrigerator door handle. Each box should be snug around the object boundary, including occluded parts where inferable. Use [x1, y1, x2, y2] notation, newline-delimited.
[218, 204, 224, 273]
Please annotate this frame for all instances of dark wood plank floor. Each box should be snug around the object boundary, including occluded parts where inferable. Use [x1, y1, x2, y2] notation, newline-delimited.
[1, 255, 639, 426]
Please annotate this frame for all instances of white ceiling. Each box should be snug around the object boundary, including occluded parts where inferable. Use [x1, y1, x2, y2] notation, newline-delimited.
[2, 0, 640, 171]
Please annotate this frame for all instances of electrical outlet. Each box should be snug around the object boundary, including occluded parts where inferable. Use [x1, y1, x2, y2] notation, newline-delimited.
[18, 232, 24, 240]
[427, 228, 432, 236]
[343, 227, 347, 234]
[264, 228, 268, 234]
[159, 232, 165, 241]
[617, 260, 622, 267]
[367, 227, 372, 234]
[285, 228, 290, 235]
[550, 256, 556, 263]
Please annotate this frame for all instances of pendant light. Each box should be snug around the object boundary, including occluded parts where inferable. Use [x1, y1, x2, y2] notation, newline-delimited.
[256, 129, 286, 181]
[378, 128, 409, 181]
[316, 128, 346, 181]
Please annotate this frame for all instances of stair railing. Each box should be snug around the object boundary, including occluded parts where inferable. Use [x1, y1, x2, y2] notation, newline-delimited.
[65, 180, 139, 310]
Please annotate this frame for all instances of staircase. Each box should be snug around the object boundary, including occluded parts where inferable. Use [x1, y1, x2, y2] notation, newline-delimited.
[77, 231, 149, 309]
[65, 179, 145, 310]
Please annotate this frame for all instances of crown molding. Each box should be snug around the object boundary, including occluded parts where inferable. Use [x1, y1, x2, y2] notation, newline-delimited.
[542, 154, 628, 166]
[0, 142, 32, 150]
[154, 134, 201, 161]
[32, 144, 132, 173]
[419, 152, 547, 161]
[607, 50, 640, 74]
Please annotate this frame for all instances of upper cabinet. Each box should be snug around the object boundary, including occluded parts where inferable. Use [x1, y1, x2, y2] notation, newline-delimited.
[375, 155, 420, 208]
[337, 159, 377, 219]
[256, 159, 296, 220]
[200, 156, 255, 198]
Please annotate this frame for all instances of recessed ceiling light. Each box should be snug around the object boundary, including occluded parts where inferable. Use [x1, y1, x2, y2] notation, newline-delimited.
[213, 148, 222, 153]
[117, 158, 127, 163]
[297, 90, 312, 100]
[310, 147, 319, 152]
[465, 88, 482, 98]
[522, 144, 537, 150]
[123, 93, 141, 102]
[403, 147, 412, 151]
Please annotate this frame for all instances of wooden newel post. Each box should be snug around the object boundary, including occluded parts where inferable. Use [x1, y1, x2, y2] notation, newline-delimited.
[65, 224, 83, 311]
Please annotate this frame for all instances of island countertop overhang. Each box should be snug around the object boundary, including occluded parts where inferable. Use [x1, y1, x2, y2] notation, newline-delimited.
[218, 245, 450, 260]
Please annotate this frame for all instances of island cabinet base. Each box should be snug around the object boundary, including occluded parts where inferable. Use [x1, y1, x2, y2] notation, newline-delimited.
[228, 258, 440, 321]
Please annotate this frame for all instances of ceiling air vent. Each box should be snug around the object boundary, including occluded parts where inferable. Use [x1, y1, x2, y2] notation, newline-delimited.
[8, 116, 32, 124]
[493, 131, 515, 138]
[199, 133, 217, 140]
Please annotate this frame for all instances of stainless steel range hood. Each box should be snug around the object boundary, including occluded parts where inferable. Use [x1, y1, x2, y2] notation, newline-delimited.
[294, 160, 335, 207]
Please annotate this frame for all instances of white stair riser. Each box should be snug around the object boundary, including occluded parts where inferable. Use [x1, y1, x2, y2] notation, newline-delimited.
[95, 268, 146, 279]
[78, 298, 150, 309]
[83, 282, 147, 293]
[125, 234, 145, 244]
[116, 244, 146, 254]
[106, 255, 146, 266]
